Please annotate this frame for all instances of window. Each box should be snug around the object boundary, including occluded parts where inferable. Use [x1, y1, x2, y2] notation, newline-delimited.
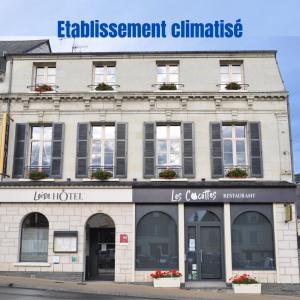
[35, 66, 56, 86]
[157, 63, 179, 86]
[136, 212, 178, 269]
[29, 126, 52, 171]
[91, 125, 115, 173]
[232, 211, 275, 270]
[222, 125, 247, 172]
[94, 65, 116, 89]
[220, 63, 243, 90]
[156, 125, 181, 176]
[20, 213, 49, 262]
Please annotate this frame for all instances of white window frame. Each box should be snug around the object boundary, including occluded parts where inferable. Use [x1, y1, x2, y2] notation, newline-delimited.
[222, 124, 248, 168]
[156, 63, 179, 84]
[34, 66, 56, 86]
[220, 63, 243, 90]
[93, 64, 116, 88]
[156, 125, 181, 171]
[90, 125, 115, 172]
[29, 125, 52, 167]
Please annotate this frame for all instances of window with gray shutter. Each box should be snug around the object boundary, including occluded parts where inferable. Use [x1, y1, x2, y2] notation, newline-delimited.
[210, 122, 224, 178]
[249, 122, 263, 177]
[144, 122, 155, 178]
[76, 123, 89, 177]
[115, 123, 127, 177]
[13, 123, 28, 178]
[182, 122, 195, 177]
[51, 123, 64, 178]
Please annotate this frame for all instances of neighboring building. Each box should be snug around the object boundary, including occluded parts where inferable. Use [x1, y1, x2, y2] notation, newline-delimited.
[0, 39, 51, 83]
[0, 50, 298, 285]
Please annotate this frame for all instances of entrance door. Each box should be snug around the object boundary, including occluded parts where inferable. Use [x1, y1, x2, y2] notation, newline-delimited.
[185, 208, 223, 281]
[199, 226, 222, 279]
[85, 214, 115, 281]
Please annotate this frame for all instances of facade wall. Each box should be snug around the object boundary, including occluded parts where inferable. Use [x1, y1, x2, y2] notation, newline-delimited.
[0, 202, 134, 282]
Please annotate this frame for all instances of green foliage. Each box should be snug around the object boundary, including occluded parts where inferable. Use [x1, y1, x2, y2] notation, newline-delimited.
[159, 83, 177, 90]
[29, 171, 49, 180]
[225, 82, 241, 90]
[159, 169, 177, 179]
[92, 170, 113, 180]
[95, 82, 114, 91]
[226, 168, 248, 178]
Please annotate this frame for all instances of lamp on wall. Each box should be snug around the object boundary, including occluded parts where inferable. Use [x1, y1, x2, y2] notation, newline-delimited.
[285, 204, 292, 223]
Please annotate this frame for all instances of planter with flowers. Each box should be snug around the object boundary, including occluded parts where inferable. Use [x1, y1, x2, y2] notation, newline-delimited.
[28, 171, 49, 180]
[159, 83, 177, 90]
[150, 270, 182, 288]
[34, 84, 53, 92]
[230, 274, 261, 294]
[91, 170, 113, 180]
[95, 82, 114, 91]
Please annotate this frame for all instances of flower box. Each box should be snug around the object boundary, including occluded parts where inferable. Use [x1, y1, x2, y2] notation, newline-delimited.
[232, 283, 261, 294]
[153, 277, 181, 288]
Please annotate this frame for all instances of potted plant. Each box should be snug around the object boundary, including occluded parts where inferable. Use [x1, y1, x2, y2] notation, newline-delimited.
[159, 169, 177, 179]
[34, 84, 53, 92]
[226, 168, 248, 178]
[225, 82, 242, 90]
[150, 270, 182, 288]
[95, 82, 114, 91]
[28, 171, 49, 180]
[91, 170, 113, 180]
[159, 83, 177, 90]
[230, 274, 261, 294]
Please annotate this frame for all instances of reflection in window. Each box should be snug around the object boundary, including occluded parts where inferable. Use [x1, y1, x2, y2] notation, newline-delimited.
[188, 210, 220, 223]
[30, 126, 52, 167]
[91, 125, 115, 172]
[220, 63, 242, 90]
[35, 66, 56, 86]
[157, 64, 179, 84]
[20, 213, 49, 262]
[94, 65, 116, 88]
[136, 212, 178, 269]
[232, 211, 275, 270]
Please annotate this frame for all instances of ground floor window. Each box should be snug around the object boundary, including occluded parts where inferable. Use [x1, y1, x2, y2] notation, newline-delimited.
[232, 211, 275, 270]
[20, 212, 49, 262]
[136, 211, 178, 269]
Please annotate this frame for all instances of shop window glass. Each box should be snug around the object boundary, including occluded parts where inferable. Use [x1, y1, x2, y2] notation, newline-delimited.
[136, 212, 178, 269]
[232, 211, 275, 270]
[20, 213, 49, 262]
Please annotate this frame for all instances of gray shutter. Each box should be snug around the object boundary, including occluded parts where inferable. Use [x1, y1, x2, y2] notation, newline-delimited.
[76, 123, 89, 177]
[115, 122, 127, 178]
[144, 122, 155, 178]
[51, 123, 64, 178]
[182, 122, 195, 177]
[210, 122, 224, 178]
[12, 123, 28, 178]
[249, 122, 263, 177]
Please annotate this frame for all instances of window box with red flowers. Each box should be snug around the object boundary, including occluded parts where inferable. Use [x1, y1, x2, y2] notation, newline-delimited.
[34, 84, 53, 93]
[230, 274, 261, 294]
[150, 270, 182, 288]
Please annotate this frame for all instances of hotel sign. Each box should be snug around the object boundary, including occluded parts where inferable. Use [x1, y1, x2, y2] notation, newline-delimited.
[133, 188, 296, 203]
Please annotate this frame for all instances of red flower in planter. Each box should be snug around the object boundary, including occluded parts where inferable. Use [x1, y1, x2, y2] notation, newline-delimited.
[230, 274, 258, 284]
[150, 269, 182, 279]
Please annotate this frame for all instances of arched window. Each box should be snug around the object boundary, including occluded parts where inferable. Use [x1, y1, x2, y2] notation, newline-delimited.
[136, 211, 178, 269]
[20, 212, 49, 262]
[232, 211, 275, 270]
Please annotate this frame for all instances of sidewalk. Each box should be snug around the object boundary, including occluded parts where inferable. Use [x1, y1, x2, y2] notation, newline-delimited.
[0, 276, 299, 300]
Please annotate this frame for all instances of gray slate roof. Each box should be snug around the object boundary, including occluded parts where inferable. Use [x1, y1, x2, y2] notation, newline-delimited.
[0, 39, 50, 55]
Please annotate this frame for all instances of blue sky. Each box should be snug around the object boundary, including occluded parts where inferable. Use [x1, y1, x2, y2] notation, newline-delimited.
[0, 0, 299, 172]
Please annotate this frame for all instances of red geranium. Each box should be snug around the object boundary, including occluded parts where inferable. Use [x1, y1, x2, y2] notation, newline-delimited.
[150, 269, 182, 279]
[229, 274, 258, 284]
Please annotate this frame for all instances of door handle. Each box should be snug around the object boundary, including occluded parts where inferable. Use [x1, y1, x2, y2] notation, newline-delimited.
[200, 249, 203, 263]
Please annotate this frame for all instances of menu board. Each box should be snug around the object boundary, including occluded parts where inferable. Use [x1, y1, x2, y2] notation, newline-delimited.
[53, 231, 78, 253]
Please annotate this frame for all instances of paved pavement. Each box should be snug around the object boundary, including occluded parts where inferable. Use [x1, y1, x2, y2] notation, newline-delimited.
[0, 276, 300, 300]
[0, 287, 158, 300]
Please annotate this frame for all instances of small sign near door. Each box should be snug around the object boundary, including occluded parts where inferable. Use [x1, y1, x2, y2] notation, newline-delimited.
[120, 234, 128, 244]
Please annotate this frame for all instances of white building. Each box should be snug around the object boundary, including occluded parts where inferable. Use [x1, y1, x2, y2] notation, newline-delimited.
[0, 48, 298, 285]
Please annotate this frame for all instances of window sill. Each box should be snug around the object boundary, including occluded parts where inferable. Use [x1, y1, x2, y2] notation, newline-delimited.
[218, 178, 257, 181]
[14, 262, 51, 267]
[89, 90, 117, 93]
[154, 90, 182, 92]
[27, 91, 56, 94]
[150, 178, 188, 182]
[219, 89, 248, 92]
[82, 178, 120, 181]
